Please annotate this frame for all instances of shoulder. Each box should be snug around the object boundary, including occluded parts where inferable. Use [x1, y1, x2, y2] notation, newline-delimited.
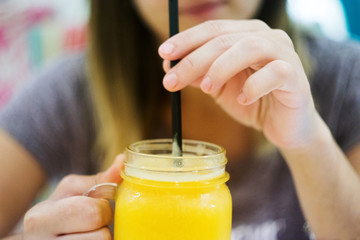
[305, 35, 360, 99]
[1, 52, 88, 112]
[5, 52, 90, 117]
[305, 36, 360, 151]
[31, 52, 87, 94]
[305, 35, 360, 104]
[0, 52, 96, 177]
[305, 35, 360, 85]
[306, 35, 360, 65]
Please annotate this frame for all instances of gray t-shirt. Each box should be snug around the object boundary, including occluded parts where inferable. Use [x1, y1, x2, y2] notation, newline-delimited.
[0, 54, 98, 176]
[1, 36, 360, 239]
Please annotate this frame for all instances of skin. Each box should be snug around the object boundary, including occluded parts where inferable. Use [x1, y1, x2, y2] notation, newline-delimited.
[0, 129, 46, 237]
[2, 0, 360, 239]
[133, 0, 262, 40]
[157, 11, 360, 240]
[134, 0, 264, 160]
[158, 19, 360, 238]
[1, 153, 124, 240]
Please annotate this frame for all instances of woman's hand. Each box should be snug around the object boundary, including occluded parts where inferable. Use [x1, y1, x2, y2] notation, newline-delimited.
[22, 155, 124, 240]
[159, 20, 318, 150]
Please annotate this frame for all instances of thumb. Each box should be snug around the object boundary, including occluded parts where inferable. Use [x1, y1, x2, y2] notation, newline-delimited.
[49, 154, 125, 200]
[97, 154, 125, 184]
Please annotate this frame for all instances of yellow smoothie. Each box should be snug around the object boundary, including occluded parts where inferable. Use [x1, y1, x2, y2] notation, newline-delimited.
[114, 173, 232, 240]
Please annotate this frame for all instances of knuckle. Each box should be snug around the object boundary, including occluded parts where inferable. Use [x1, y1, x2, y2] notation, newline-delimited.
[62, 200, 76, 218]
[250, 19, 270, 30]
[85, 203, 102, 227]
[204, 20, 224, 34]
[214, 34, 236, 50]
[244, 36, 268, 54]
[271, 60, 294, 79]
[83, 199, 109, 228]
[59, 174, 78, 188]
[59, 196, 110, 229]
[23, 213, 39, 232]
[273, 29, 293, 47]
[182, 57, 196, 72]
[272, 29, 288, 39]
[56, 197, 79, 220]
[23, 203, 47, 232]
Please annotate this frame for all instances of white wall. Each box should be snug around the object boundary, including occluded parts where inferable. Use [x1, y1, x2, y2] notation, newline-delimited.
[1, 0, 89, 25]
[287, 0, 349, 41]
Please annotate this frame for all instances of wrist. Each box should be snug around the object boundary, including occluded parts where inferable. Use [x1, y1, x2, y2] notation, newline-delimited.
[279, 112, 333, 161]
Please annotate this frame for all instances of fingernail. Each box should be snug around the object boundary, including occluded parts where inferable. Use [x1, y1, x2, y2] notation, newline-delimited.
[114, 154, 125, 165]
[237, 92, 247, 104]
[159, 42, 175, 55]
[200, 77, 213, 93]
[163, 73, 178, 89]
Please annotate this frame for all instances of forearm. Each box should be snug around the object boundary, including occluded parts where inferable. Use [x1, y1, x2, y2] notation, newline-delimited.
[281, 116, 360, 239]
[0, 129, 46, 237]
[2, 234, 22, 240]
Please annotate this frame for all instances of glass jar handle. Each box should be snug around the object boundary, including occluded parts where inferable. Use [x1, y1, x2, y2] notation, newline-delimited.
[84, 183, 118, 200]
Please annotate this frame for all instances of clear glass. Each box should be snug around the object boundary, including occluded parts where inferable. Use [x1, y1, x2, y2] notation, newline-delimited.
[114, 139, 232, 240]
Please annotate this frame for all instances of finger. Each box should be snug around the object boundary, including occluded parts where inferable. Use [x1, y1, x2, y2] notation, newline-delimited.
[162, 33, 229, 91]
[49, 175, 96, 200]
[202, 34, 292, 94]
[100, 154, 125, 183]
[56, 227, 111, 240]
[50, 155, 125, 200]
[162, 60, 171, 72]
[51, 197, 112, 235]
[237, 60, 297, 105]
[23, 201, 53, 238]
[158, 19, 270, 60]
[163, 32, 285, 93]
[23, 197, 112, 237]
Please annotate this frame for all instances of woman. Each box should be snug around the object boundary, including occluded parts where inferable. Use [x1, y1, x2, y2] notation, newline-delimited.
[1, 0, 360, 239]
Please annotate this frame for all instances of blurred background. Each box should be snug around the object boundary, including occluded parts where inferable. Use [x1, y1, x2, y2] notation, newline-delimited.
[0, 0, 88, 110]
[0, 0, 359, 111]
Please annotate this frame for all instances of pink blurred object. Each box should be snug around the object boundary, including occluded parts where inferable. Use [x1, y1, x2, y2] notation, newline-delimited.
[0, 83, 14, 110]
[64, 26, 87, 52]
[0, 3, 88, 111]
[0, 5, 53, 110]
[0, 28, 9, 49]
[0, 6, 53, 41]
[25, 6, 54, 25]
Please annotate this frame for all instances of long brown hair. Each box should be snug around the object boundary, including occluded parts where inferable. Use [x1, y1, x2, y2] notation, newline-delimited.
[88, 0, 167, 168]
[88, 0, 311, 169]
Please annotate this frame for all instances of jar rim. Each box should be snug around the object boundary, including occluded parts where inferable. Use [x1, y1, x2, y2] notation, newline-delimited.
[124, 139, 228, 182]
[121, 171, 230, 187]
[126, 138, 226, 160]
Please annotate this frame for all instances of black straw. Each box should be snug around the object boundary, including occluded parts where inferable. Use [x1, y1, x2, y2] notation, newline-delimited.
[169, 0, 183, 158]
